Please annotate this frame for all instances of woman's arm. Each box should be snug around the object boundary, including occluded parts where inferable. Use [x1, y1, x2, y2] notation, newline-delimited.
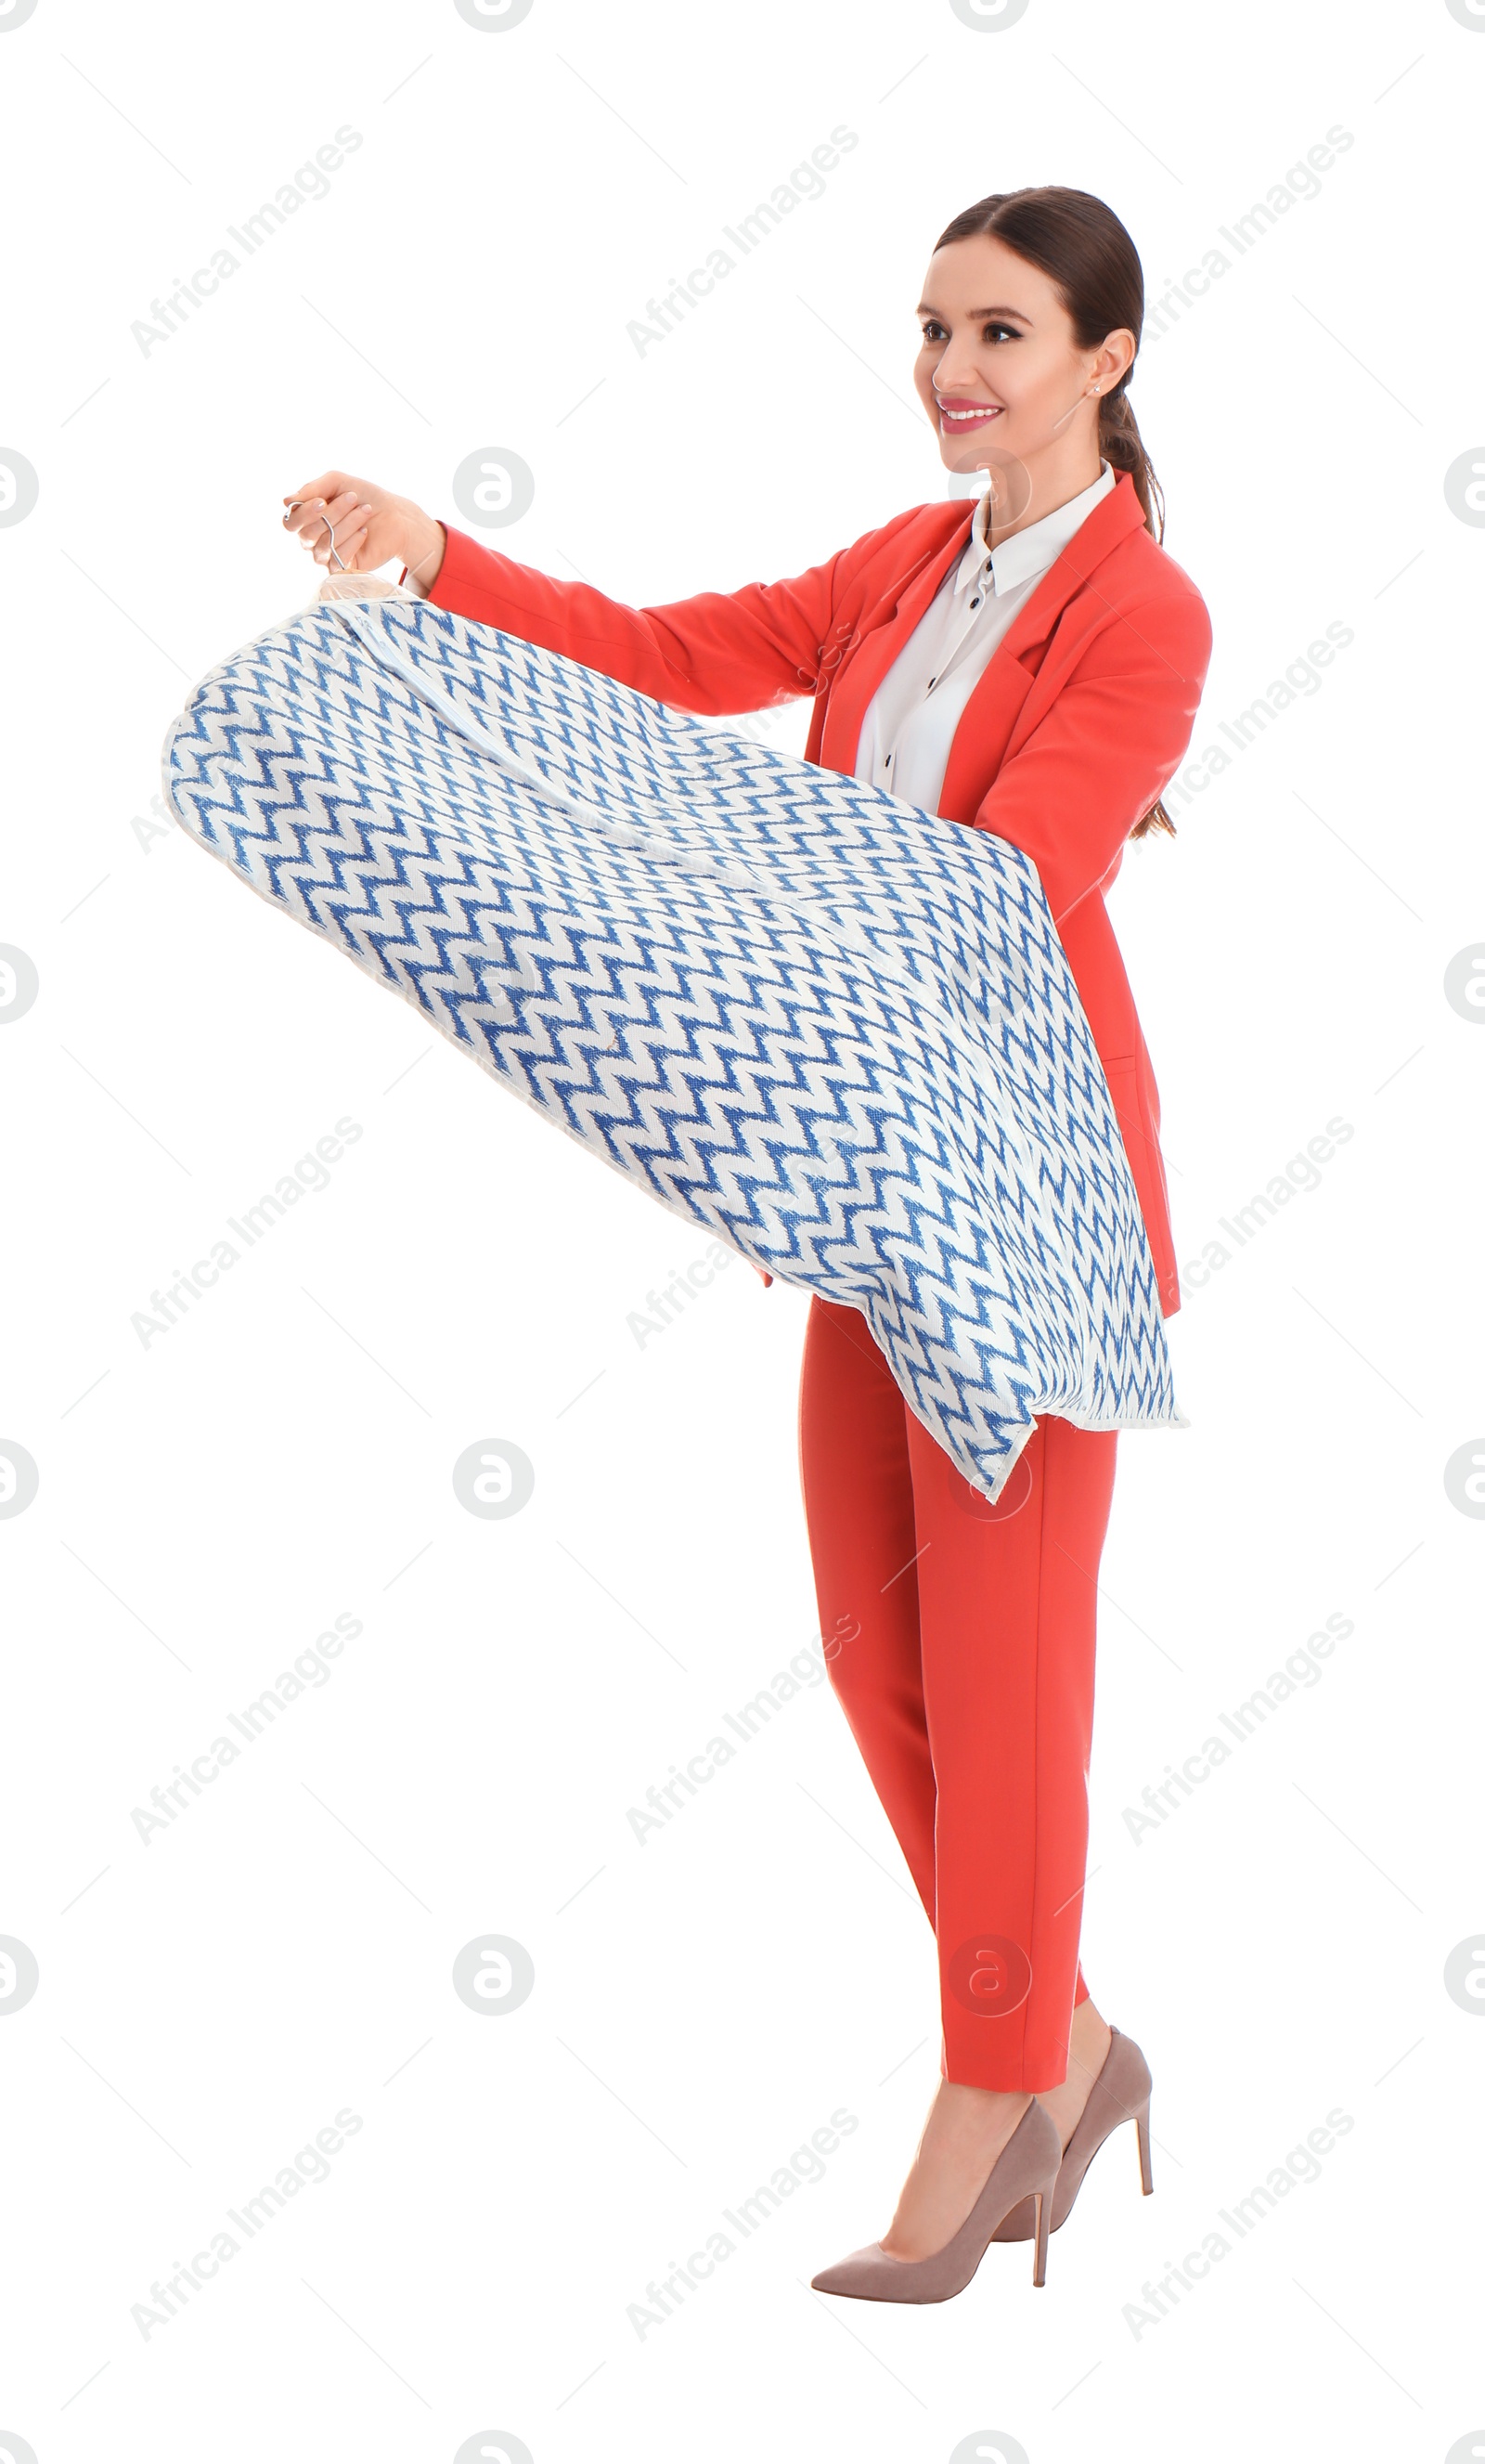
[281, 469, 872, 720]
[413, 518, 853, 720]
[971, 581, 1214, 927]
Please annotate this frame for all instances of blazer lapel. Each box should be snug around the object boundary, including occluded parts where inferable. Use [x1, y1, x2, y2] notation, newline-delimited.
[993, 468, 1146, 663]
[817, 470, 1148, 789]
[819, 509, 972, 774]
[937, 472, 1148, 819]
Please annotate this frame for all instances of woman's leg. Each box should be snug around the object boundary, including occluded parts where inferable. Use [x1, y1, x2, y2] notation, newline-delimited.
[903, 1407, 1119, 2092]
[797, 1300, 1122, 2256]
[796, 1295, 938, 1919]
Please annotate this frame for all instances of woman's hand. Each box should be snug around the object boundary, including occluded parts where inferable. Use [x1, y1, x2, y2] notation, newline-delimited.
[281, 473, 446, 594]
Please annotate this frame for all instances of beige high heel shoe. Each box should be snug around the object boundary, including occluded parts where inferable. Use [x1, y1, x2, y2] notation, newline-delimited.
[810, 2098, 1063, 2303]
[990, 2027, 1154, 2243]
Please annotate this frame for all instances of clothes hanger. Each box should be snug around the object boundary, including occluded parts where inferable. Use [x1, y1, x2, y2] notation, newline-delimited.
[284, 502, 420, 604]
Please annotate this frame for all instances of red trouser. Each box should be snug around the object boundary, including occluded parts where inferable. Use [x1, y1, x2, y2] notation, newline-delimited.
[797, 1296, 1119, 2092]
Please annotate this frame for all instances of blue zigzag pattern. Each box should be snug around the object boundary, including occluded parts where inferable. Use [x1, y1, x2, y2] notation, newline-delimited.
[160, 590, 1183, 1499]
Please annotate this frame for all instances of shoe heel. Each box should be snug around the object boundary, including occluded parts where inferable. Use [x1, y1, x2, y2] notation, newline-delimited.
[1135, 2101, 1154, 2198]
[1031, 2179, 1055, 2287]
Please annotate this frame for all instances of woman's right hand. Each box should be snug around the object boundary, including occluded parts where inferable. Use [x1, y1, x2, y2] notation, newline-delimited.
[281, 472, 446, 594]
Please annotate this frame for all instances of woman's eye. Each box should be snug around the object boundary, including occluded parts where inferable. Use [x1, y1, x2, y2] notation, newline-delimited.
[919, 319, 1019, 344]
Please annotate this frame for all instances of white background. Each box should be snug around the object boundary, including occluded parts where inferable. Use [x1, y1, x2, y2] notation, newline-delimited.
[2, 2, 1482, 2458]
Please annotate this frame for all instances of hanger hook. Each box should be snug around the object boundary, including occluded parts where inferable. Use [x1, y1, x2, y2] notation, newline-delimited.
[321, 510, 347, 573]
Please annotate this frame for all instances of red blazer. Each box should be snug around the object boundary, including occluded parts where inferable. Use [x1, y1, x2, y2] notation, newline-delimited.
[414, 471, 1212, 1316]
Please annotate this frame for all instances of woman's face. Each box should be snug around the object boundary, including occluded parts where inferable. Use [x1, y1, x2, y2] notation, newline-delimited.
[912, 234, 1134, 485]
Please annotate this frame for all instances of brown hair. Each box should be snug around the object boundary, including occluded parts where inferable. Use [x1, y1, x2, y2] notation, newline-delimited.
[933, 185, 1175, 839]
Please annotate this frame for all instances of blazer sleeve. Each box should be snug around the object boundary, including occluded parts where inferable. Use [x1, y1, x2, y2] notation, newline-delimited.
[971, 582, 1213, 927]
[413, 519, 867, 719]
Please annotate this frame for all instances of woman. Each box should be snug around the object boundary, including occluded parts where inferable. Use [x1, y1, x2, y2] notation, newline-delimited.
[284, 184, 1213, 2304]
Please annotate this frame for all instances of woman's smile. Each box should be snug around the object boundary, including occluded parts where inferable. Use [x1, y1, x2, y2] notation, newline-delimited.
[935, 396, 1005, 430]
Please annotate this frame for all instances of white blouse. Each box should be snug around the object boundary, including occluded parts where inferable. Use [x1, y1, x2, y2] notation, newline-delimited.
[853, 460, 1115, 817]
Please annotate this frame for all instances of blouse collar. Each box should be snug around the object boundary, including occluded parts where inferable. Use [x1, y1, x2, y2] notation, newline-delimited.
[955, 458, 1116, 602]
